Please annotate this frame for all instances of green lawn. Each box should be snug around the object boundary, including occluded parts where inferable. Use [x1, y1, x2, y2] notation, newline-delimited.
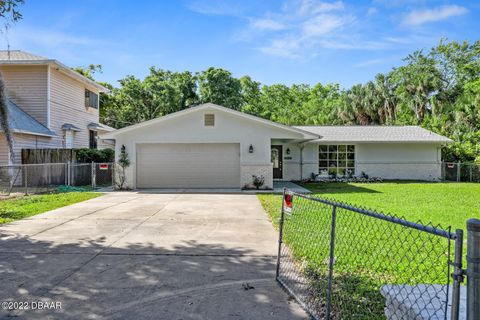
[0, 192, 102, 224]
[258, 182, 480, 319]
[259, 182, 480, 231]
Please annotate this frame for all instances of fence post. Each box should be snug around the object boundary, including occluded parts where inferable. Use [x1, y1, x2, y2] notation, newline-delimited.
[469, 165, 473, 182]
[67, 161, 71, 186]
[91, 161, 96, 189]
[467, 219, 480, 320]
[276, 188, 286, 279]
[24, 165, 28, 195]
[111, 162, 115, 189]
[64, 162, 68, 186]
[451, 229, 464, 320]
[325, 205, 337, 320]
[457, 162, 461, 182]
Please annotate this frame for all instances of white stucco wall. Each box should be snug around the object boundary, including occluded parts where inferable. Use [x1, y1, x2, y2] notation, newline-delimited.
[275, 142, 318, 181]
[355, 143, 443, 180]
[282, 142, 443, 181]
[110, 106, 306, 189]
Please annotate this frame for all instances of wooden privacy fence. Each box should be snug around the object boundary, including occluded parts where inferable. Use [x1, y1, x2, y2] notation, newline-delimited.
[21, 149, 77, 164]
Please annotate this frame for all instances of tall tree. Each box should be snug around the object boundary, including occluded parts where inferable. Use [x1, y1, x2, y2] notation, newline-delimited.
[0, 0, 25, 163]
[197, 67, 242, 110]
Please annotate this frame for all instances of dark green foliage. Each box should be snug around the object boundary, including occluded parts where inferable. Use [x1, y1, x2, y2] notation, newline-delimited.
[252, 175, 265, 190]
[95, 39, 479, 163]
[75, 148, 114, 163]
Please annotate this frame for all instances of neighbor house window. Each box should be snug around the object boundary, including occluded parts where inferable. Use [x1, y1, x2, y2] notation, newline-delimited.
[89, 130, 97, 149]
[85, 89, 99, 109]
[319, 145, 355, 177]
[65, 130, 74, 148]
[204, 113, 215, 126]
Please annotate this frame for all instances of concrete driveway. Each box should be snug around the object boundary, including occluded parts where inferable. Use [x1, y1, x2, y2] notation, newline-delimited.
[0, 192, 307, 319]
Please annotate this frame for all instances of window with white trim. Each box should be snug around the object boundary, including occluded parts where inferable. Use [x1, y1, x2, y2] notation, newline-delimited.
[85, 89, 99, 109]
[318, 145, 355, 177]
[65, 130, 74, 148]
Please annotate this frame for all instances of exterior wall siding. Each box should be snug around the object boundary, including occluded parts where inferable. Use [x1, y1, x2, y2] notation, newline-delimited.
[274, 142, 318, 181]
[49, 67, 100, 148]
[12, 133, 54, 163]
[294, 142, 443, 181]
[111, 107, 306, 189]
[355, 143, 442, 181]
[0, 65, 48, 126]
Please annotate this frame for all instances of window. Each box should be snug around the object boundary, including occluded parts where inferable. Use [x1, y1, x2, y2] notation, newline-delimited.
[204, 113, 215, 126]
[89, 130, 97, 149]
[319, 145, 355, 177]
[85, 89, 99, 109]
[65, 130, 74, 148]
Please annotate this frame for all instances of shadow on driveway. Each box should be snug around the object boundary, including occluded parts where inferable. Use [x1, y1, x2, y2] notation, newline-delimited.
[0, 193, 307, 320]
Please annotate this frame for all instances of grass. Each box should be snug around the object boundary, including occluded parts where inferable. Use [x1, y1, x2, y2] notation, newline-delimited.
[0, 191, 102, 224]
[258, 182, 480, 319]
[260, 182, 480, 231]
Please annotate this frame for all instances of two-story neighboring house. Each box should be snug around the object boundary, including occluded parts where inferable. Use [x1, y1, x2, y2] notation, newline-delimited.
[0, 50, 114, 165]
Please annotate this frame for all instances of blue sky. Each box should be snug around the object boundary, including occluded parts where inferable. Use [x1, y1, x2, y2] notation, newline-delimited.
[4, 0, 478, 88]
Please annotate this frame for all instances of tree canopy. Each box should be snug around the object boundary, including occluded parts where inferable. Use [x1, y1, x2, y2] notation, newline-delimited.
[90, 39, 480, 163]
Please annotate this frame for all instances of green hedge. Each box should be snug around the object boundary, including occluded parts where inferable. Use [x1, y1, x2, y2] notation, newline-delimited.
[75, 148, 114, 163]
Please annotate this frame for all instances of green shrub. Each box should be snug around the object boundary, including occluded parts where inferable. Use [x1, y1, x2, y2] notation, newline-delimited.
[75, 148, 114, 163]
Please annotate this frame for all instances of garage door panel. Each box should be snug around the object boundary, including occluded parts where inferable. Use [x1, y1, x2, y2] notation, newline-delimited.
[136, 143, 240, 188]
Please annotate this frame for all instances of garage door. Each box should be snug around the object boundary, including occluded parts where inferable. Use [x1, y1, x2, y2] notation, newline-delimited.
[136, 143, 240, 188]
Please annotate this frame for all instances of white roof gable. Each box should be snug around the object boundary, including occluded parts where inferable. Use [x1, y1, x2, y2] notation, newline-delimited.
[296, 125, 452, 143]
[101, 103, 320, 140]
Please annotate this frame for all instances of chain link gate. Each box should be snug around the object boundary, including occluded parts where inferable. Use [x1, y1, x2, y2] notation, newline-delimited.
[91, 162, 114, 189]
[276, 189, 463, 320]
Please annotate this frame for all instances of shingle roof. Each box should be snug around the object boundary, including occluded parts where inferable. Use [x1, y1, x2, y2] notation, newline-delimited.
[61, 123, 81, 131]
[1, 100, 56, 137]
[295, 125, 452, 143]
[0, 50, 50, 61]
[88, 122, 116, 132]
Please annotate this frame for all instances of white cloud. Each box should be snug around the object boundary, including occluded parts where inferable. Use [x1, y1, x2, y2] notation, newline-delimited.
[259, 37, 301, 58]
[250, 18, 286, 31]
[302, 14, 352, 37]
[298, 0, 344, 16]
[403, 5, 468, 26]
[186, 0, 248, 16]
[367, 7, 378, 16]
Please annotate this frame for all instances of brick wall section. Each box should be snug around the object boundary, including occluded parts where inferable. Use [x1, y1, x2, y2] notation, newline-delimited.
[241, 164, 273, 189]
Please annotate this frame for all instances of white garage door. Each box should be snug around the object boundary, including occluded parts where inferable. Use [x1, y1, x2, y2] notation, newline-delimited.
[136, 143, 240, 188]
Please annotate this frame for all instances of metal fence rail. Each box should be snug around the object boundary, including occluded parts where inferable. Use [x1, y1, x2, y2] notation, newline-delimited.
[0, 162, 115, 195]
[442, 162, 480, 182]
[276, 189, 464, 320]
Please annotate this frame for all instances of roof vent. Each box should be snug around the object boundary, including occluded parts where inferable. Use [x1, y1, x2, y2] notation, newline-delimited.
[204, 114, 215, 126]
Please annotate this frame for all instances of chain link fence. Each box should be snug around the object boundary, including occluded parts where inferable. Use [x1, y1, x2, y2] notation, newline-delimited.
[442, 162, 480, 182]
[0, 162, 115, 195]
[276, 189, 464, 320]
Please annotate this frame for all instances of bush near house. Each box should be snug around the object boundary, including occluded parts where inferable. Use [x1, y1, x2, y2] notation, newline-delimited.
[75, 148, 114, 163]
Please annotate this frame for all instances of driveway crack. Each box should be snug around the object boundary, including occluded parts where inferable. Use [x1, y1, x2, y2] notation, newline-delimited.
[43, 194, 181, 292]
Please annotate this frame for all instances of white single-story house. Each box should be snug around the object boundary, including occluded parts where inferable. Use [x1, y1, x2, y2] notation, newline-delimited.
[100, 103, 452, 189]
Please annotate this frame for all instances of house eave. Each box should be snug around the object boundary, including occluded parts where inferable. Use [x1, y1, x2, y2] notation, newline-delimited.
[9, 129, 57, 138]
[101, 103, 321, 140]
[0, 59, 109, 93]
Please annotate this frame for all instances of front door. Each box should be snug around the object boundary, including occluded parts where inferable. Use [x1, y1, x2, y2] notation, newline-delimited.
[271, 145, 283, 179]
